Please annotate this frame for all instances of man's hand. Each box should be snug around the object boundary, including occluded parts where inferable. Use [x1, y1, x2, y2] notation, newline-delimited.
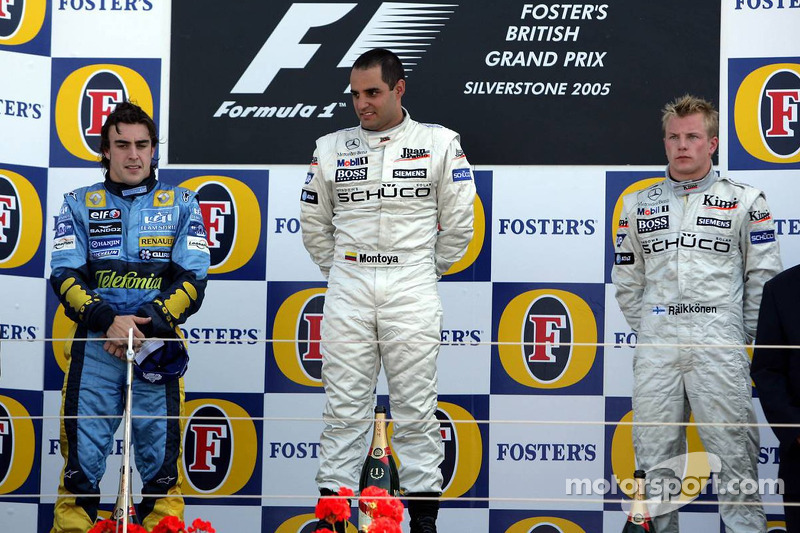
[103, 315, 152, 360]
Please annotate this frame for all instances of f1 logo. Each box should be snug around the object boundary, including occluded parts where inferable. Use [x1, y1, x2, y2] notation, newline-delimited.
[765, 89, 799, 137]
[199, 200, 230, 248]
[188, 424, 227, 472]
[527, 315, 566, 363]
[85, 89, 123, 136]
[0, 195, 17, 243]
[0, 0, 13, 20]
[232, 2, 457, 94]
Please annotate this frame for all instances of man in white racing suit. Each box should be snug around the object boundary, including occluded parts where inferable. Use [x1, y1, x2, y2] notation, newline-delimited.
[612, 94, 782, 532]
[300, 48, 475, 533]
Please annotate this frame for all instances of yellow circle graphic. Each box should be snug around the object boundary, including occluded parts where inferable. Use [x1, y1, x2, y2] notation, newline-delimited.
[272, 287, 327, 388]
[275, 513, 358, 532]
[0, 0, 46, 45]
[55, 64, 154, 161]
[0, 396, 36, 494]
[179, 176, 261, 274]
[734, 63, 800, 163]
[444, 193, 485, 276]
[51, 304, 77, 374]
[505, 516, 586, 533]
[181, 399, 258, 496]
[611, 410, 711, 501]
[498, 289, 597, 389]
[0, 170, 43, 269]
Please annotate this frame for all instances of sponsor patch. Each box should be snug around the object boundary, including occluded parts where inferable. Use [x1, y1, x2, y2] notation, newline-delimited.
[139, 236, 174, 247]
[398, 148, 430, 161]
[636, 215, 669, 234]
[305, 172, 314, 184]
[187, 236, 209, 253]
[301, 189, 318, 204]
[750, 229, 776, 244]
[335, 167, 368, 182]
[188, 221, 207, 238]
[337, 156, 368, 167]
[452, 168, 472, 182]
[703, 194, 738, 210]
[616, 234, 626, 248]
[344, 251, 357, 262]
[651, 305, 666, 315]
[55, 221, 74, 238]
[85, 190, 106, 207]
[393, 169, 427, 179]
[154, 190, 175, 207]
[614, 252, 634, 265]
[353, 252, 399, 265]
[89, 222, 122, 236]
[53, 236, 76, 251]
[90, 249, 120, 259]
[696, 217, 732, 229]
[90, 237, 122, 249]
[637, 205, 669, 216]
[618, 218, 629, 228]
[139, 249, 171, 261]
[89, 209, 121, 220]
[749, 210, 771, 223]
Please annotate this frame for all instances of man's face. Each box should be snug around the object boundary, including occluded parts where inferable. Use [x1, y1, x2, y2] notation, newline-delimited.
[663, 113, 718, 181]
[350, 65, 404, 132]
[104, 122, 155, 186]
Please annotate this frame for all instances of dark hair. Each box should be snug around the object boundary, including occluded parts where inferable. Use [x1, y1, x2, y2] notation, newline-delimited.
[99, 101, 158, 172]
[352, 48, 405, 89]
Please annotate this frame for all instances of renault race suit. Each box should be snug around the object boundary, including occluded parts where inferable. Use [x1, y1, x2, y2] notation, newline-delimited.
[50, 176, 210, 532]
[300, 110, 476, 493]
[611, 169, 781, 533]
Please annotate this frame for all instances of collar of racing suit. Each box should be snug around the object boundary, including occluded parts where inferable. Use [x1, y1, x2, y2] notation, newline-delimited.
[666, 165, 718, 197]
[103, 171, 158, 199]
[362, 108, 411, 149]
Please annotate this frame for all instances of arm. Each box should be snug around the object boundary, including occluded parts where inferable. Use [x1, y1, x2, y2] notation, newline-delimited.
[740, 193, 782, 342]
[435, 136, 476, 277]
[610, 200, 646, 332]
[751, 279, 800, 447]
[300, 147, 335, 279]
[135, 193, 210, 336]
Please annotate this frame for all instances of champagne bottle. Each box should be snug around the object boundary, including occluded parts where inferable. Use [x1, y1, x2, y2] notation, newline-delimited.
[358, 406, 400, 530]
[622, 469, 655, 532]
[111, 466, 141, 527]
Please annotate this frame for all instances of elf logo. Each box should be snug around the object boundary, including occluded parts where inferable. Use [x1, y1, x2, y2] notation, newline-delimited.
[0, 170, 42, 269]
[54, 63, 155, 162]
[733, 61, 800, 164]
[179, 175, 261, 274]
[497, 289, 597, 389]
[0, 396, 36, 494]
[182, 399, 258, 495]
[232, 2, 457, 94]
[272, 287, 326, 388]
[505, 517, 587, 533]
[0, 0, 46, 45]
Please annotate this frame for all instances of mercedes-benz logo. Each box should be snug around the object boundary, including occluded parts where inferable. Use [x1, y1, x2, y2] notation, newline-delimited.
[345, 138, 360, 150]
[647, 188, 662, 201]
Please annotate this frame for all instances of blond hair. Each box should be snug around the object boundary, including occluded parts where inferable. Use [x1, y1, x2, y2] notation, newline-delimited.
[661, 94, 719, 138]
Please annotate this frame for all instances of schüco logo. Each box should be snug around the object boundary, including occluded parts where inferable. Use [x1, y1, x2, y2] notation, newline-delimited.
[734, 62, 800, 163]
[55, 63, 154, 161]
[505, 517, 586, 533]
[181, 399, 258, 495]
[0, 170, 42, 269]
[611, 409, 711, 502]
[444, 193, 485, 276]
[275, 513, 358, 533]
[272, 288, 326, 388]
[179, 176, 260, 274]
[610, 177, 664, 248]
[497, 289, 597, 389]
[0, 0, 46, 45]
[0, 396, 36, 494]
[388, 401, 482, 499]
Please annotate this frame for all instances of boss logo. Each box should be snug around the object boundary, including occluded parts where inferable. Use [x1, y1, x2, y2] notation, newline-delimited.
[636, 215, 669, 234]
[334, 167, 367, 182]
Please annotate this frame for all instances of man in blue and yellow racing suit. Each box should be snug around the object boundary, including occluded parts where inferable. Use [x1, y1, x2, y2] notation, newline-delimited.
[49, 102, 210, 532]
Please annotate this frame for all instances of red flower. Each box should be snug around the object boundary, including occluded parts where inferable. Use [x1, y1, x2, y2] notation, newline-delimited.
[359, 486, 404, 523]
[151, 515, 187, 533]
[314, 486, 354, 524]
[367, 516, 402, 533]
[187, 518, 216, 533]
[87, 520, 147, 533]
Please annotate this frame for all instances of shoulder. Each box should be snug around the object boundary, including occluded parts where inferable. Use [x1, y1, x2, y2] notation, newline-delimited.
[62, 182, 104, 206]
[316, 126, 360, 151]
[413, 119, 460, 144]
[622, 179, 667, 208]
[717, 176, 764, 201]
[766, 265, 800, 292]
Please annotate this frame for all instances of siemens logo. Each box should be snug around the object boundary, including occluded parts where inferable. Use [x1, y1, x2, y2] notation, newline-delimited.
[696, 217, 732, 229]
[496, 442, 597, 461]
[334, 167, 367, 182]
[180, 327, 260, 344]
[393, 169, 427, 179]
[498, 218, 596, 235]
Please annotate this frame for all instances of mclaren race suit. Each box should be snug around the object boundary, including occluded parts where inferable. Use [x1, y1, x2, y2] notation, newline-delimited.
[300, 110, 476, 493]
[612, 169, 782, 533]
[50, 176, 210, 532]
